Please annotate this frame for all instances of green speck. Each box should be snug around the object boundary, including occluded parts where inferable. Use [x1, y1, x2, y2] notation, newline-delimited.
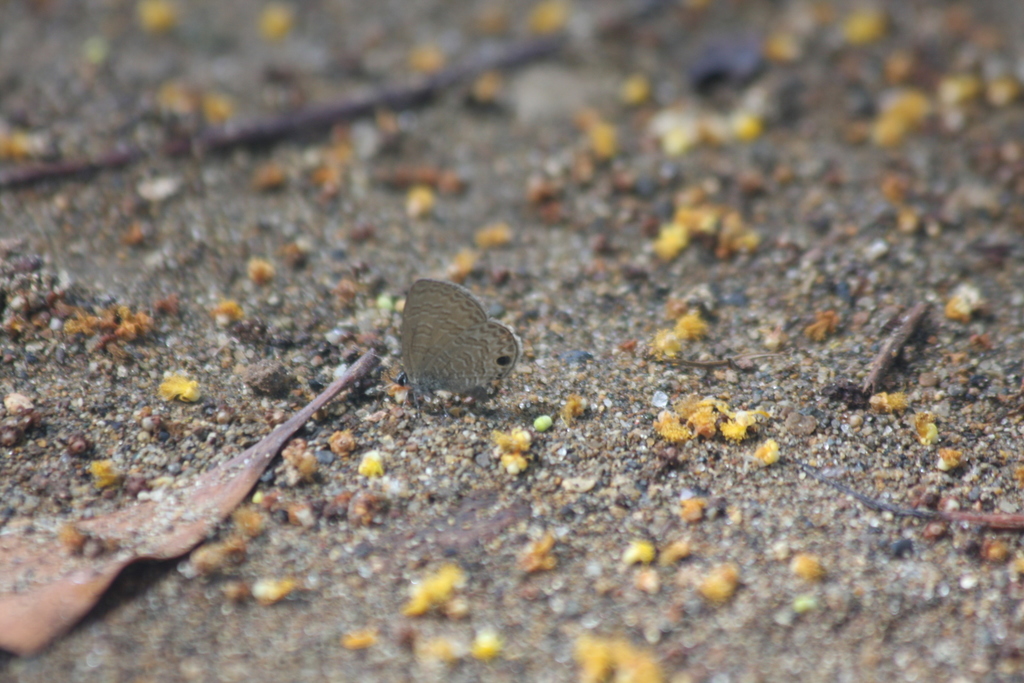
[533, 415, 553, 432]
[83, 36, 110, 65]
[376, 294, 394, 311]
[792, 594, 818, 613]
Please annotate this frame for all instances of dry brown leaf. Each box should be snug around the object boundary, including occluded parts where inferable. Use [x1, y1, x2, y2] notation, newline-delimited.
[0, 352, 378, 656]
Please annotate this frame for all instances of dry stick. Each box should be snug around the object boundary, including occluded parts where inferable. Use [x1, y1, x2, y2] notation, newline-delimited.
[792, 459, 1024, 531]
[861, 302, 929, 394]
[789, 458, 936, 520]
[672, 353, 781, 370]
[0, 0, 672, 189]
[815, 300, 1024, 529]
[163, 34, 567, 157]
[0, 36, 564, 189]
[941, 510, 1024, 531]
[0, 146, 141, 189]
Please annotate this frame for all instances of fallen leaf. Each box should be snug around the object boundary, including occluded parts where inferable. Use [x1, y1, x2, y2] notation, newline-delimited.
[0, 352, 378, 656]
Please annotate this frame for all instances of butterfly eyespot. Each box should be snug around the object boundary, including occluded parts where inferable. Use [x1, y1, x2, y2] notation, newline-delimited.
[496, 355, 512, 367]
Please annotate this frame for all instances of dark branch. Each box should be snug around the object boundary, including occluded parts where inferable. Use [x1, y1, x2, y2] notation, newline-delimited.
[862, 302, 929, 394]
[1, 0, 674, 190]
[789, 458, 936, 520]
[0, 147, 142, 189]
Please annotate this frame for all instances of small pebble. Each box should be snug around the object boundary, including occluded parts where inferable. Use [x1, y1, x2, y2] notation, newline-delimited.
[784, 412, 818, 436]
[558, 350, 594, 365]
[243, 360, 296, 397]
[688, 35, 764, 91]
[890, 538, 914, 559]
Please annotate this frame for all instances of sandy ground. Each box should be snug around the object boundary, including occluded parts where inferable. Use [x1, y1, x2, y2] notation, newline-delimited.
[3, 0, 1024, 681]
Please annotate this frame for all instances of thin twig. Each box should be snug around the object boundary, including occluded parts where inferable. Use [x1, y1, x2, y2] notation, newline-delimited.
[672, 353, 781, 370]
[0, 37, 563, 189]
[942, 510, 1024, 531]
[164, 34, 567, 156]
[791, 457, 1024, 530]
[789, 458, 936, 520]
[862, 302, 929, 394]
[1, 0, 674, 190]
[0, 147, 142, 189]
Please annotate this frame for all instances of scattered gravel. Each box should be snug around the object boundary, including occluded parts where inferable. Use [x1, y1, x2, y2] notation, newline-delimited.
[3, 0, 1024, 681]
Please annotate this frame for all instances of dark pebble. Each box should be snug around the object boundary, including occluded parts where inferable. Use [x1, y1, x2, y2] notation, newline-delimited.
[315, 450, 336, 465]
[967, 375, 989, 389]
[776, 77, 805, 124]
[846, 83, 876, 119]
[267, 334, 295, 349]
[653, 198, 674, 221]
[688, 34, 764, 91]
[11, 255, 43, 272]
[658, 162, 681, 185]
[233, 319, 268, 344]
[634, 175, 657, 197]
[720, 291, 748, 307]
[960, 540, 981, 558]
[559, 350, 594, 365]
[890, 538, 914, 559]
[834, 280, 852, 305]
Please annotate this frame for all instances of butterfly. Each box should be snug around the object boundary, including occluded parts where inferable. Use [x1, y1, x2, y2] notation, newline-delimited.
[399, 278, 521, 399]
